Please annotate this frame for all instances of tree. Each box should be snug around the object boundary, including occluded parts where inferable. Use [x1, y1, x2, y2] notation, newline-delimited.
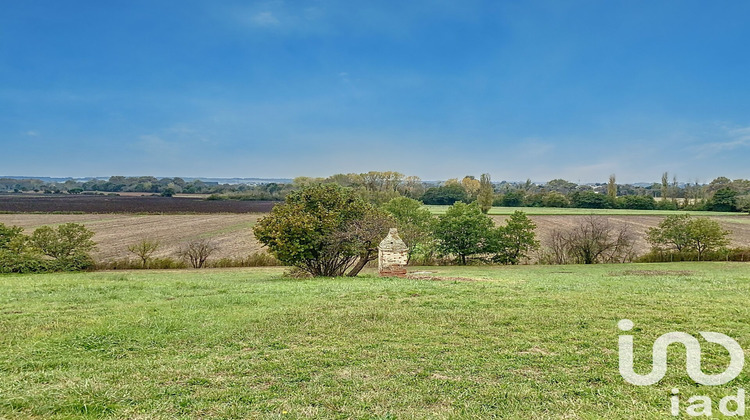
[542, 192, 569, 208]
[254, 184, 391, 277]
[0, 225, 44, 274]
[1, 223, 96, 273]
[570, 191, 612, 209]
[618, 195, 656, 210]
[647, 215, 731, 260]
[128, 239, 160, 268]
[329, 206, 393, 276]
[737, 195, 750, 214]
[492, 211, 539, 265]
[0, 223, 24, 250]
[607, 174, 617, 200]
[420, 184, 468, 205]
[708, 176, 732, 194]
[400, 175, 426, 198]
[646, 214, 692, 252]
[687, 218, 730, 260]
[477, 173, 494, 214]
[382, 196, 434, 262]
[661, 172, 669, 199]
[179, 239, 217, 268]
[501, 190, 525, 207]
[30, 223, 96, 260]
[708, 187, 739, 212]
[549, 216, 635, 264]
[462, 176, 481, 198]
[433, 202, 494, 265]
[545, 179, 577, 195]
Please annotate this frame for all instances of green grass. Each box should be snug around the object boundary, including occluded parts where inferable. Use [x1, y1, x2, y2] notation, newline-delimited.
[425, 205, 750, 216]
[2, 263, 750, 418]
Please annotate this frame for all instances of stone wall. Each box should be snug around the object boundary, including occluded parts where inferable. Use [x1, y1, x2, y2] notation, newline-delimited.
[378, 228, 408, 277]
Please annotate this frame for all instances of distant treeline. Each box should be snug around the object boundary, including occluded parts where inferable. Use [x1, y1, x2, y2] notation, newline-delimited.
[0, 176, 291, 200]
[1, 172, 749, 212]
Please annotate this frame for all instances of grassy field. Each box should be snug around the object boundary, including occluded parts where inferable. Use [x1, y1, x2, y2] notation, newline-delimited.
[425, 205, 750, 216]
[2, 263, 750, 418]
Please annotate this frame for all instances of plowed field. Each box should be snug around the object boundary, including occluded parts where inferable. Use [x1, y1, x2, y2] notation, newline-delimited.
[2, 213, 749, 263]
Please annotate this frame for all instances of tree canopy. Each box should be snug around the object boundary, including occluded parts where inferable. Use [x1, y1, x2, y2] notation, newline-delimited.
[253, 184, 392, 277]
[647, 215, 730, 260]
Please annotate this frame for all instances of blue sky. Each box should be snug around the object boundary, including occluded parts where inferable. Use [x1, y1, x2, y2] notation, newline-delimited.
[2, 1, 749, 182]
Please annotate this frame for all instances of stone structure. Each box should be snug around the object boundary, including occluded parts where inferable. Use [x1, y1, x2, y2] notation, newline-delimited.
[378, 228, 408, 277]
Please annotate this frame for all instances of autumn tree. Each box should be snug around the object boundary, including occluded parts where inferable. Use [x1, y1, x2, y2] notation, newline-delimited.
[477, 173, 494, 214]
[461, 176, 481, 198]
[400, 175, 426, 198]
[661, 172, 669, 200]
[607, 174, 617, 200]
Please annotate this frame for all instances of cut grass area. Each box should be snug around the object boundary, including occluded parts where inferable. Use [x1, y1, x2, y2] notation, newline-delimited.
[1, 263, 750, 418]
[425, 205, 750, 216]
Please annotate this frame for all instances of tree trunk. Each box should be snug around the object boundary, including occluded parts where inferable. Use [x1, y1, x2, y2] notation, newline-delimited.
[347, 250, 375, 277]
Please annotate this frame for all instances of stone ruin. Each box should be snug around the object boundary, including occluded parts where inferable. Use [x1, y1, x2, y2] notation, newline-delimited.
[378, 228, 408, 277]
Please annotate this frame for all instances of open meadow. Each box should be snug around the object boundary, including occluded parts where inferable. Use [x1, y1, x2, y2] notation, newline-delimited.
[1, 263, 750, 418]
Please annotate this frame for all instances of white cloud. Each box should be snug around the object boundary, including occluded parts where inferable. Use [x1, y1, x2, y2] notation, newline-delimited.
[691, 124, 750, 155]
[137, 135, 173, 153]
[22, 130, 39, 136]
[250, 11, 279, 26]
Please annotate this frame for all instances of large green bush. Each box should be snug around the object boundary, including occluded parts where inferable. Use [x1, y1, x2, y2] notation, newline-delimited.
[646, 215, 730, 260]
[254, 184, 392, 277]
[432, 203, 538, 265]
[0, 222, 96, 274]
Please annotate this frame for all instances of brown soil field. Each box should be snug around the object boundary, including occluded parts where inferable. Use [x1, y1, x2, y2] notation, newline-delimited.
[0, 195, 275, 213]
[2, 214, 749, 264]
[0, 214, 265, 262]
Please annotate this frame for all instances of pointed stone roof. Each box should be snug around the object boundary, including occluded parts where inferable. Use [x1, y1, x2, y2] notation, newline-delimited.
[378, 228, 407, 251]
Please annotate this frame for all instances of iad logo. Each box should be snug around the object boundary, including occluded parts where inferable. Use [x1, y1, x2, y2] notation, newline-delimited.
[618, 319, 744, 386]
[618, 319, 746, 417]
